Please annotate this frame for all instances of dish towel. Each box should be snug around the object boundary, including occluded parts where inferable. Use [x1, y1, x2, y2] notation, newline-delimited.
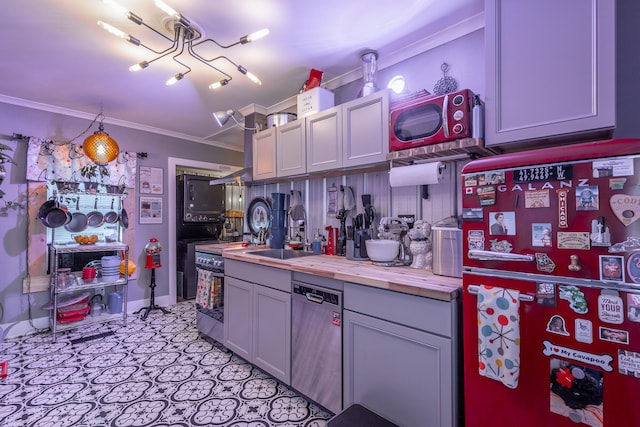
[196, 269, 213, 308]
[477, 285, 521, 388]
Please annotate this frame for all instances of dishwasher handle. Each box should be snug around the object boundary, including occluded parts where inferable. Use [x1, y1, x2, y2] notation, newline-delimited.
[305, 293, 324, 304]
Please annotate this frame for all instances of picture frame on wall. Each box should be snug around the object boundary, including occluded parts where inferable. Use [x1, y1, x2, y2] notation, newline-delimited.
[139, 196, 162, 224]
[139, 166, 163, 194]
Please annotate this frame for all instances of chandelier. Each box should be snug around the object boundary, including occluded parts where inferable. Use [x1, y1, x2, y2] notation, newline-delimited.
[98, 0, 269, 89]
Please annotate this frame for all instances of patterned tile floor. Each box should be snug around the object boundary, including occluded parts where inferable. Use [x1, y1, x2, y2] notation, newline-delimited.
[0, 302, 332, 426]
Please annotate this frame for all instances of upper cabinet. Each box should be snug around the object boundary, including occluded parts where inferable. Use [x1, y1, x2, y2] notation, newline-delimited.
[306, 105, 343, 173]
[307, 90, 389, 173]
[252, 90, 390, 180]
[485, 0, 615, 146]
[276, 119, 306, 177]
[252, 127, 277, 180]
[342, 90, 389, 168]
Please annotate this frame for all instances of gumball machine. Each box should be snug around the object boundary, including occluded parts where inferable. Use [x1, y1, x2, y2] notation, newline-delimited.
[135, 238, 170, 320]
[144, 238, 162, 268]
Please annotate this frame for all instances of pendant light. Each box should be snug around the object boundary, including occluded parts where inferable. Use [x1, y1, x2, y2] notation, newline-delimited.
[83, 119, 119, 165]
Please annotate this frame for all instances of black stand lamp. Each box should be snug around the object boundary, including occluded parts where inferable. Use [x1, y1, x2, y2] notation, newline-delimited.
[134, 238, 170, 320]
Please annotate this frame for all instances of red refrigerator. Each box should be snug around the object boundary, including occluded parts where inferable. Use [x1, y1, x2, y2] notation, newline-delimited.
[461, 139, 640, 427]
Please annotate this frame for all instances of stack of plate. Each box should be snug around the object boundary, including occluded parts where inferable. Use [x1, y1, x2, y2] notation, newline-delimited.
[101, 255, 121, 282]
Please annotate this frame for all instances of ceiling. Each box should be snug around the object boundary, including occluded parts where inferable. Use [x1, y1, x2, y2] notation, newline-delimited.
[0, 0, 483, 151]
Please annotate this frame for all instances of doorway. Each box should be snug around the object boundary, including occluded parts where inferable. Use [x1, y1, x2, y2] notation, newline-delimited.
[167, 158, 241, 306]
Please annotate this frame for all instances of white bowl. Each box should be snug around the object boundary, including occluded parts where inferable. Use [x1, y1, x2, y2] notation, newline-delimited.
[365, 240, 400, 262]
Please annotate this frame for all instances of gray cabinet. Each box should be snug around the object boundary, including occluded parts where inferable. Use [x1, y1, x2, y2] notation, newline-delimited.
[276, 118, 306, 177]
[343, 282, 460, 427]
[224, 259, 292, 384]
[485, 0, 615, 146]
[252, 127, 277, 180]
[342, 89, 389, 167]
[306, 105, 343, 173]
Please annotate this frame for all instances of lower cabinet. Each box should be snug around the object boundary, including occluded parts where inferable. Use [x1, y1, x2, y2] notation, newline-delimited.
[224, 261, 291, 384]
[343, 283, 460, 427]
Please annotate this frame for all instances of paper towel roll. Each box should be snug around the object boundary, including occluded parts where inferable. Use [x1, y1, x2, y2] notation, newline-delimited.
[389, 162, 444, 187]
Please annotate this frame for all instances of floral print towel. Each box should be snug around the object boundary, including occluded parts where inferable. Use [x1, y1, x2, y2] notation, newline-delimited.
[477, 285, 521, 388]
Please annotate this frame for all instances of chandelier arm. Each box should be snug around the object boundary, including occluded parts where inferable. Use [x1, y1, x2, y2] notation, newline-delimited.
[187, 42, 233, 82]
[139, 21, 175, 43]
[139, 24, 184, 67]
[191, 37, 241, 50]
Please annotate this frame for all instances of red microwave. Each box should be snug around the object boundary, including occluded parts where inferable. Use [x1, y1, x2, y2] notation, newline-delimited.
[389, 88, 475, 151]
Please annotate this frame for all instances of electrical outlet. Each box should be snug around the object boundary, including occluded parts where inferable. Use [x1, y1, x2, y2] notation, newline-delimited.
[398, 214, 415, 228]
[96, 287, 105, 297]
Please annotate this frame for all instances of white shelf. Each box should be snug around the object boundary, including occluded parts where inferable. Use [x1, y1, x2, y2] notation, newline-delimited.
[52, 311, 125, 333]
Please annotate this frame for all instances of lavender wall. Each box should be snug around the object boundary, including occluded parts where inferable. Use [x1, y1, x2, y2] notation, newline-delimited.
[0, 102, 243, 334]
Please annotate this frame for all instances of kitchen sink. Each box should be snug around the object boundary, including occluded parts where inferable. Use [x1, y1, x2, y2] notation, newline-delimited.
[249, 249, 319, 260]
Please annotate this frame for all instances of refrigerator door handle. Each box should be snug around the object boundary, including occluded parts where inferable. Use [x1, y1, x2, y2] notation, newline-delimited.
[468, 250, 535, 262]
[468, 284, 535, 302]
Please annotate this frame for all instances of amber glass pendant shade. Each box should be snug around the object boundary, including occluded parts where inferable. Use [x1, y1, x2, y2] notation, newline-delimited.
[83, 123, 119, 165]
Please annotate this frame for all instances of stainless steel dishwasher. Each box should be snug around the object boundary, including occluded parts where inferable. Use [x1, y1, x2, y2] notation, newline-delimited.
[291, 281, 342, 414]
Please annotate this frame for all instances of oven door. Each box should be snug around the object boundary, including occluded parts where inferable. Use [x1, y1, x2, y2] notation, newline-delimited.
[195, 267, 224, 309]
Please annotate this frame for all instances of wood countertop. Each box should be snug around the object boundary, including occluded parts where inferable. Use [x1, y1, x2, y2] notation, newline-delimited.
[214, 244, 461, 302]
[195, 242, 245, 255]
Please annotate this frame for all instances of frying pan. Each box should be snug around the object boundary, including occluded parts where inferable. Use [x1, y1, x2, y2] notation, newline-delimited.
[41, 195, 70, 228]
[65, 197, 88, 233]
[104, 198, 119, 224]
[86, 196, 104, 228]
[119, 197, 129, 229]
[38, 197, 59, 221]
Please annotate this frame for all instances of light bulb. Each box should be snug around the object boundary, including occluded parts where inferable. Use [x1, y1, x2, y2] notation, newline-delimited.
[209, 79, 229, 90]
[244, 71, 262, 85]
[242, 28, 270, 44]
[129, 61, 148, 72]
[166, 73, 184, 86]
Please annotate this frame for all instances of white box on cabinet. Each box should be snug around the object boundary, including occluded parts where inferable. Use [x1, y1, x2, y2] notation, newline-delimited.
[297, 87, 335, 118]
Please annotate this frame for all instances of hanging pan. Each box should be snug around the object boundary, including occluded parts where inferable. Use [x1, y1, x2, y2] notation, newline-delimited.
[86, 196, 104, 228]
[65, 197, 88, 233]
[119, 197, 129, 229]
[41, 195, 69, 228]
[104, 198, 119, 224]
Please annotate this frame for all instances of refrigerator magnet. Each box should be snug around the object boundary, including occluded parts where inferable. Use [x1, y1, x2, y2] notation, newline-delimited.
[524, 189, 550, 208]
[467, 230, 485, 250]
[462, 208, 483, 221]
[532, 223, 553, 247]
[575, 319, 593, 343]
[598, 290, 624, 324]
[536, 282, 557, 306]
[609, 177, 627, 190]
[535, 253, 556, 272]
[599, 326, 629, 344]
[610, 194, 640, 227]
[627, 294, 640, 322]
[556, 189, 569, 228]
[599, 255, 625, 282]
[559, 285, 588, 314]
[477, 185, 496, 206]
[590, 217, 611, 247]
[618, 349, 640, 377]
[547, 315, 570, 336]
[626, 252, 640, 284]
[575, 185, 599, 211]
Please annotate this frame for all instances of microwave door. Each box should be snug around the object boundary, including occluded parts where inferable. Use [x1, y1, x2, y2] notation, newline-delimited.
[442, 94, 449, 138]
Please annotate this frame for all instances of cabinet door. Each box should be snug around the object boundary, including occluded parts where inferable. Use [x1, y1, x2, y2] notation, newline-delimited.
[276, 119, 306, 177]
[343, 310, 455, 427]
[342, 90, 389, 167]
[224, 276, 253, 361]
[485, 0, 615, 146]
[253, 285, 291, 384]
[306, 105, 343, 172]
[252, 128, 277, 180]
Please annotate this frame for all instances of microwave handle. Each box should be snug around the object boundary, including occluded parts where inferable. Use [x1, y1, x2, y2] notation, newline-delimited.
[188, 184, 194, 201]
[442, 94, 450, 138]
